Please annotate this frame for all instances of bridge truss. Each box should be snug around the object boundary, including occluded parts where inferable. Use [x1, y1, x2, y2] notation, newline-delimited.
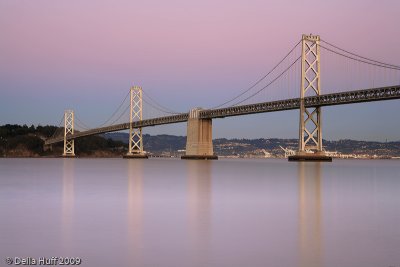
[46, 85, 400, 145]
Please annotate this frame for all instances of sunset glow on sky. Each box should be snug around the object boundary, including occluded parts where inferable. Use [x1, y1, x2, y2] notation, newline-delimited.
[1, 0, 400, 140]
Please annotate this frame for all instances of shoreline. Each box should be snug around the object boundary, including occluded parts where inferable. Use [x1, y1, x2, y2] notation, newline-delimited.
[1, 155, 399, 160]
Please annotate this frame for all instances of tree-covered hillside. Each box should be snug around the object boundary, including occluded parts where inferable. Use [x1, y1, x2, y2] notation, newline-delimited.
[0, 124, 126, 157]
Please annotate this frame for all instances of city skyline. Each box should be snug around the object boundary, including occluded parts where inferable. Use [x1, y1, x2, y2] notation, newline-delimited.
[1, 0, 400, 141]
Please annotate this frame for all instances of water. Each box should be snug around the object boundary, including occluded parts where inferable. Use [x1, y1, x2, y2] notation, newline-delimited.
[0, 158, 399, 267]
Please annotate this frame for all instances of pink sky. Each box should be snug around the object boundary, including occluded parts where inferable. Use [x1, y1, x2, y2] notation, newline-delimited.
[1, 0, 400, 140]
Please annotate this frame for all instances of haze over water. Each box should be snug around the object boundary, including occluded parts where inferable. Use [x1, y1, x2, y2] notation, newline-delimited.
[0, 158, 399, 267]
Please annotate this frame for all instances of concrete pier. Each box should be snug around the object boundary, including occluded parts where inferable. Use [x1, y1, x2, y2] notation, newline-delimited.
[61, 154, 75, 158]
[288, 152, 332, 162]
[181, 108, 218, 160]
[123, 153, 148, 159]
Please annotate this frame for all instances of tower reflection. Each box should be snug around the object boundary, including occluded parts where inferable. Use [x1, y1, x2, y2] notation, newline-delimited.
[62, 158, 75, 250]
[298, 162, 323, 267]
[187, 161, 212, 266]
[127, 160, 144, 265]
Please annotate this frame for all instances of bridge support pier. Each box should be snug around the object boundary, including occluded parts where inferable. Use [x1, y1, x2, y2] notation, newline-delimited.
[182, 108, 217, 160]
[289, 151, 332, 162]
[63, 110, 75, 157]
[124, 86, 148, 159]
[289, 34, 332, 162]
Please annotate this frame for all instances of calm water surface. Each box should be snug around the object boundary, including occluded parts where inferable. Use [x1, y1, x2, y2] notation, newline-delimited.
[0, 158, 400, 267]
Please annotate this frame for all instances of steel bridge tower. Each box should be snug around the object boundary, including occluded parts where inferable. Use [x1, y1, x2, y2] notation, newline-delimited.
[124, 86, 148, 159]
[290, 34, 331, 161]
[63, 110, 75, 157]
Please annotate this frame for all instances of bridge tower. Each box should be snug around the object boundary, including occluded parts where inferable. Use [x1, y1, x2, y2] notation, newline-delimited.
[181, 108, 218, 160]
[289, 34, 331, 161]
[63, 110, 75, 157]
[124, 86, 148, 159]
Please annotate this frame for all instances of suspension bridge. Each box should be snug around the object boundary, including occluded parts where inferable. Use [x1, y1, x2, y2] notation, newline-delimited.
[44, 34, 400, 161]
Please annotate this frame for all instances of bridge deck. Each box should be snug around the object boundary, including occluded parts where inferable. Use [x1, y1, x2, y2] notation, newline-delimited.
[45, 85, 400, 145]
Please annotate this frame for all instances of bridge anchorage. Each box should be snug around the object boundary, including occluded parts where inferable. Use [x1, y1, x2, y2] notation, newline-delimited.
[181, 108, 218, 160]
[123, 86, 148, 159]
[289, 34, 332, 161]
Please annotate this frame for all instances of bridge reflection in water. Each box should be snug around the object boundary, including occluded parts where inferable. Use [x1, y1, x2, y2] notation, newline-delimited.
[4, 158, 398, 266]
[127, 160, 144, 266]
[62, 158, 75, 252]
[124, 160, 214, 266]
[187, 161, 212, 266]
[122, 160, 325, 266]
[61, 159, 327, 266]
[298, 162, 323, 267]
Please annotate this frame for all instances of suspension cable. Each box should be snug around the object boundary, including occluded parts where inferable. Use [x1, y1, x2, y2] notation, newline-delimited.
[107, 104, 131, 126]
[74, 115, 92, 130]
[49, 115, 65, 139]
[320, 43, 400, 71]
[71, 90, 131, 131]
[210, 39, 302, 109]
[142, 96, 181, 115]
[230, 55, 302, 107]
[142, 90, 181, 114]
[97, 91, 130, 127]
[321, 39, 400, 69]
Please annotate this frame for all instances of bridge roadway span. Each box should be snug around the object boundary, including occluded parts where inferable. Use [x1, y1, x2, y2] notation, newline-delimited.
[45, 85, 400, 145]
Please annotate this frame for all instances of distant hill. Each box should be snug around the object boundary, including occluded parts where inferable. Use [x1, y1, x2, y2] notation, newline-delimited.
[103, 133, 186, 152]
[103, 132, 400, 158]
[1, 124, 400, 158]
[0, 124, 125, 157]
